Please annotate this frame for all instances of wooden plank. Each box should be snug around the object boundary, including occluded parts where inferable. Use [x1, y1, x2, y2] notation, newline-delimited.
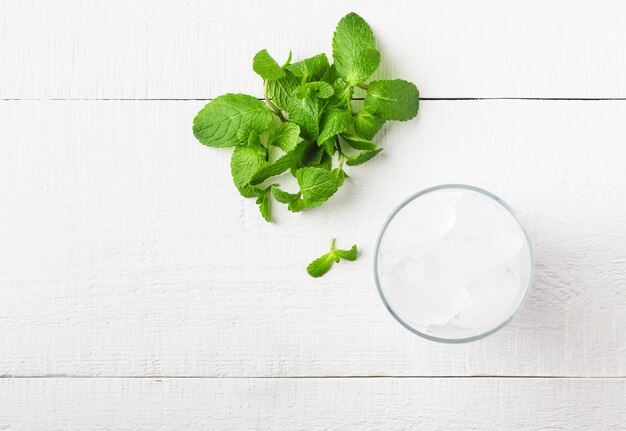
[2, 0, 626, 99]
[0, 100, 625, 377]
[0, 378, 624, 430]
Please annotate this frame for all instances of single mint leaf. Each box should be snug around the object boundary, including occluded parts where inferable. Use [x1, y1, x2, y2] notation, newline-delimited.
[238, 184, 260, 198]
[271, 187, 299, 204]
[268, 122, 300, 153]
[323, 138, 337, 156]
[287, 196, 305, 212]
[297, 167, 339, 208]
[333, 244, 358, 261]
[354, 105, 385, 139]
[332, 13, 379, 85]
[287, 93, 321, 140]
[340, 133, 378, 150]
[250, 140, 311, 185]
[346, 147, 383, 166]
[230, 140, 266, 196]
[267, 71, 300, 111]
[332, 167, 347, 187]
[318, 108, 353, 144]
[364, 79, 419, 121]
[256, 188, 272, 222]
[193, 94, 273, 147]
[253, 49, 285, 81]
[306, 252, 335, 278]
[286, 54, 330, 82]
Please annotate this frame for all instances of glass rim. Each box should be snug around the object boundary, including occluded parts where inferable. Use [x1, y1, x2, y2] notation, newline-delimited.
[373, 184, 535, 344]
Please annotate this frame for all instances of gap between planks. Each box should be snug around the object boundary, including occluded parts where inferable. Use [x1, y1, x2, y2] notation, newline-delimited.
[0, 375, 625, 380]
[3, 97, 626, 102]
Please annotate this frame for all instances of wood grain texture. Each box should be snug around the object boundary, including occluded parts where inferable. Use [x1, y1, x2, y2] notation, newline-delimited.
[2, 0, 626, 99]
[1, 100, 624, 377]
[0, 378, 624, 430]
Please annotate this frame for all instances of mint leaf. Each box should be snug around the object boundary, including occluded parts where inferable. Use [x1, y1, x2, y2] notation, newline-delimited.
[306, 252, 335, 278]
[346, 147, 383, 166]
[354, 105, 385, 139]
[230, 138, 266, 196]
[297, 167, 339, 208]
[340, 133, 378, 150]
[364, 79, 420, 121]
[333, 244, 358, 261]
[256, 187, 272, 222]
[272, 187, 299, 204]
[323, 138, 337, 156]
[318, 108, 353, 144]
[194, 94, 273, 148]
[268, 122, 300, 153]
[287, 92, 321, 140]
[333, 167, 347, 187]
[250, 140, 311, 185]
[307, 238, 358, 278]
[332, 13, 380, 85]
[295, 82, 335, 99]
[253, 49, 285, 81]
[286, 54, 330, 82]
[287, 197, 305, 212]
[267, 71, 300, 111]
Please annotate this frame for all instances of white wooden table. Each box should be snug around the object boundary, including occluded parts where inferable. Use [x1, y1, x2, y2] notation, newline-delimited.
[1, 1, 626, 429]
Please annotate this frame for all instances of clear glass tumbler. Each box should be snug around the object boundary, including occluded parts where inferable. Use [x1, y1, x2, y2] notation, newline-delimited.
[374, 184, 534, 343]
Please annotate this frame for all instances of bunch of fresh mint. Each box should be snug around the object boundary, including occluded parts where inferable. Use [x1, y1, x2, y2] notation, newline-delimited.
[193, 12, 419, 223]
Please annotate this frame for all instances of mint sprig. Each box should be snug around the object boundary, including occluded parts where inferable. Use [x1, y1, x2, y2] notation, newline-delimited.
[193, 12, 419, 276]
[307, 238, 358, 278]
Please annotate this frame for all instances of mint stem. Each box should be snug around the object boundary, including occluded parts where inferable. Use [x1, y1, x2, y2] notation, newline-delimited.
[357, 83, 368, 90]
[330, 238, 336, 250]
[264, 81, 286, 121]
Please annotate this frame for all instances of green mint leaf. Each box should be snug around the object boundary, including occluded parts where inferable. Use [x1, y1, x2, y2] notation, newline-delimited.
[346, 147, 383, 166]
[340, 133, 378, 150]
[256, 187, 272, 222]
[353, 105, 385, 139]
[333, 244, 358, 261]
[318, 108, 353, 144]
[295, 82, 335, 100]
[323, 138, 337, 156]
[250, 140, 311, 185]
[267, 71, 300, 111]
[271, 187, 299, 204]
[253, 49, 286, 81]
[287, 196, 305, 212]
[333, 167, 347, 187]
[306, 252, 335, 278]
[364, 79, 420, 121]
[332, 13, 379, 85]
[268, 122, 300, 153]
[287, 93, 321, 140]
[193, 94, 273, 148]
[286, 53, 330, 82]
[230, 138, 266, 196]
[297, 167, 339, 208]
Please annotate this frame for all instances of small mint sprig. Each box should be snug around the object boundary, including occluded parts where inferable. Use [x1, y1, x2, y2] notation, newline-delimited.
[307, 238, 358, 278]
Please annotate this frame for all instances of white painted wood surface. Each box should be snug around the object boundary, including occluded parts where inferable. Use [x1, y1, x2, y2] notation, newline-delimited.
[1, 378, 625, 430]
[1, 100, 625, 378]
[2, 0, 626, 429]
[2, 0, 626, 99]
